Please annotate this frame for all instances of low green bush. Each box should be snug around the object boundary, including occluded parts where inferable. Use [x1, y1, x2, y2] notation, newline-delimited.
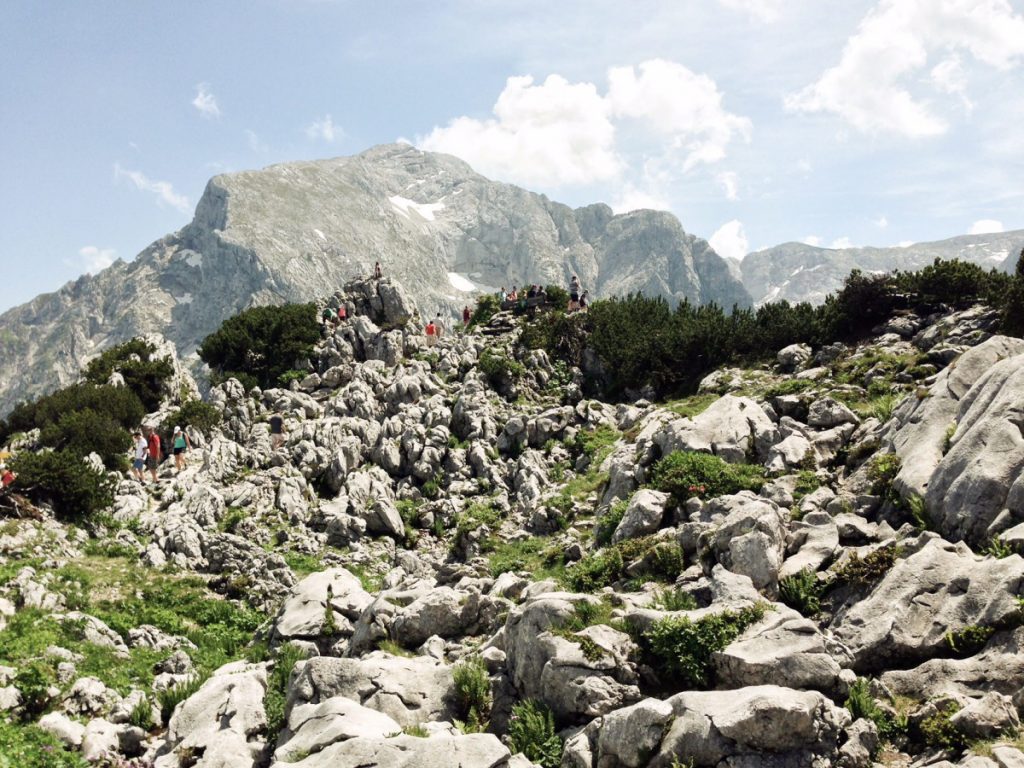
[158, 674, 207, 723]
[649, 451, 765, 505]
[637, 603, 767, 688]
[844, 677, 904, 742]
[650, 589, 698, 612]
[452, 656, 491, 732]
[162, 399, 222, 437]
[594, 499, 627, 546]
[868, 453, 902, 501]
[778, 569, 825, 616]
[831, 546, 902, 589]
[507, 699, 562, 767]
[478, 349, 525, 390]
[565, 536, 684, 592]
[10, 450, 115, 519]
[469, 294, 501, 327]
[199, 303, 320, 390]
[918, 701, 966, 752]
[264, 643, 308, 738]
[0, 717, 88, 767]
[83, 338, 175, 412]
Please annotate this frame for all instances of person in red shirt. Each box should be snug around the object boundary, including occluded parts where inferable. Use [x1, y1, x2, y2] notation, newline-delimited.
[1, 466, 14, 488]
[145, 427, 162, 483]
[337, 305, 347, 323]
[463, 305, 471, 329]
[425, 320, 437, 346]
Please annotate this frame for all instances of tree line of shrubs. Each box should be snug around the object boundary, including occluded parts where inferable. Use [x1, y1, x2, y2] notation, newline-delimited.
[518, 254, 1024, 400]
[0, 340, 220, 519]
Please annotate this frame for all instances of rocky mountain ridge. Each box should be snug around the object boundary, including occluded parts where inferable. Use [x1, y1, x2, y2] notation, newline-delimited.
[2, 276, 1024, 767]
[741, 231, 1024, 306]
[0, 143, 748, 417]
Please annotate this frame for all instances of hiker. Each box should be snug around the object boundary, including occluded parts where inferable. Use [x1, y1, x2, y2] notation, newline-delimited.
[527, 284, 537, 299]
[373, 261, 382, 280]
[568, 274, 581, 312]
[462, 305, 471, 328]
[508, 285, 518, 301]
[171, 426, 191, 471]
[1, 465, 15, 488]
[337, 304, 347, 323]
[499, 287, 507, 303]
[434, 313, 446, 340]
[131, 431, 148, 481]
[269, 413, 285, 450]
[321, 305, 335, 326]
[145, 427, 162, 483]
[425, 318, 437, 346]
[579, 290, 590, 312]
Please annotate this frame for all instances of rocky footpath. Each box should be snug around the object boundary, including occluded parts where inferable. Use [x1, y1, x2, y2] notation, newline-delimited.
[3, 282, 1024, 768]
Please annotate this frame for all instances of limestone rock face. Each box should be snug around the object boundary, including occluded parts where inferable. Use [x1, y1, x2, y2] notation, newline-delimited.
[830, 538, 1024, 672]
[155, 661, 268, 768]
[287, 655, 455, 727]
[923, 346, 1024, 546]
[0, 143, 748, 415]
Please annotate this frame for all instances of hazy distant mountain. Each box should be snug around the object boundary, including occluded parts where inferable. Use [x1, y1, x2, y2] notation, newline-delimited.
[0, 143, 749, 415]
[741, 232, 1023, 306]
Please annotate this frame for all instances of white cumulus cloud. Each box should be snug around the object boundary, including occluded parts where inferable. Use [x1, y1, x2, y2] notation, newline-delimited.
[709, 219, 749, 261]
[418, 74, 620, 187]
[78, 246, 116, 273]
[785, 0, 1024, 137]
[969, 218, 1004, 234]
[114, 164, 191, 214]
[192, 83, 221, 119]
[831, 236, 856, 249]
[717, 171, 740, 201]
[717, 0, 782, 22]
[802, 235, 823, 247]
[417, 60, 749, 188]
[306, 114, 341, 142]
[607, 59, 752, 172]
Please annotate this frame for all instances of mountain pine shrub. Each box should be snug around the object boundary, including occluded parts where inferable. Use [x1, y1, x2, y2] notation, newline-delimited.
[507, 699, 562, 768]
[649, 451, 765, 505]
[83, 338, 175, 412]
[198, 303, 319, 390]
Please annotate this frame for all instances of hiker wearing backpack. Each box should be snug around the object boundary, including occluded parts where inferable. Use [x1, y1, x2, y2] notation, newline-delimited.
[425, 319, 437, 347]
[145, 427, 162, 483]
[172, 426, 192, 471]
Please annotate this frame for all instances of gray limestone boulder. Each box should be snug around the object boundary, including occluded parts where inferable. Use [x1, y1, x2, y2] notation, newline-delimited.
[155, 661, 268, 768]
[949, 691, 1019, 741]
[654, 395, 779, 464]
[712, 609, 843, 695]
[891, 336, 1024, 502]
[390, 586, 482, 647]
[268, 732, 511, 768]
[611, 489, 669, 543]
[924, 347, 1024, 546]
[703, 492, 789, 593]
[270, 567, 373, 645]
[777, 343, 813, 372]
[807, 396, 860, 428]
[287, 654, 455, 727]
[590, 685, 849, 767]
[274, 695, 403, 764]
[881, 626, 1024, 700]
[831, 538, 1024, 672]
[503, 592, 640, 722]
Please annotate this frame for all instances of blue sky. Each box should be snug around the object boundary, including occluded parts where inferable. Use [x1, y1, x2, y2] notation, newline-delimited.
[1, 0, 1022, 312]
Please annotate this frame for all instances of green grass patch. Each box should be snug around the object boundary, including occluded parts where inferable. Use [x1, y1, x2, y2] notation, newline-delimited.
[0, 717, 89, 767]
[488, 536, 566, 580]
[662, 393, 720, 418]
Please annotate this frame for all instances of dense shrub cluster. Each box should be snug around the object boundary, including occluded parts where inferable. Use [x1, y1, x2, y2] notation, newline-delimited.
[161, 399, 222, 437]
[633, 603, 767, 688]
[83, 338, 174, 412]
[507, 699, 562, 767]
[650, 451, 765, 505]
[198, 303, 319, 390]
[8, 450, 116, 519]
[514, 256, 1018, 400]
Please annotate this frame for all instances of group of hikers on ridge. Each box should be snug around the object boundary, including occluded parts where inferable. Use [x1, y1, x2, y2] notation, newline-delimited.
[499, 273, 588, 312]
[129, 425, 191, 484]
[322, 263, 591, 342]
